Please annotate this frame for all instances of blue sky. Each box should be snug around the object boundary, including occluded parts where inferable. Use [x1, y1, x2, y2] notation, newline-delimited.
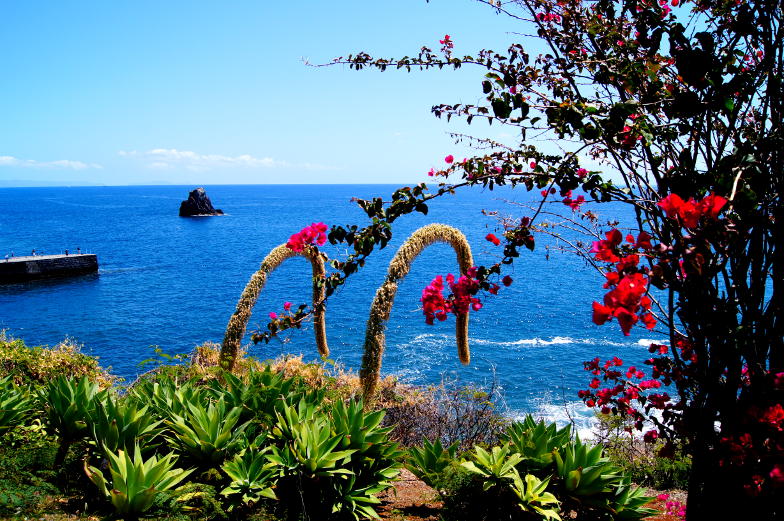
[0, 1, 533, 186]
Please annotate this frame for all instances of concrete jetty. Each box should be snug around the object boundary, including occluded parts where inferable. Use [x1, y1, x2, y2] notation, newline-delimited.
[0, 254, 98, 283]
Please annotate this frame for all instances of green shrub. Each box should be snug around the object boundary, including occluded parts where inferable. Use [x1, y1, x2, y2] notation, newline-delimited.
[89, 393, 165, 454]
[0, 430, 60, 517]
[85, 444, 193, 520]
[410, 417, 655, 521]
[39, 375, 107, 465]
[166, 397, 249, 467]
[0, 375, 33, 437]
[596, 413, 691, 489]
[0, 333, 116, 388]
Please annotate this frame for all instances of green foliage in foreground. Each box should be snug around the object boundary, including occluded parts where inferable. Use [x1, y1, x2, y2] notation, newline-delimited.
[85, 445, 193, 519]
[406, 415, 656, 521]
[0, 338, 665, 520]
[0, 363, 402, 520]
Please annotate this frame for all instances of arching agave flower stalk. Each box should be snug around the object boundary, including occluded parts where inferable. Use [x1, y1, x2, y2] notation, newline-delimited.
[361, 223, 474, 401]
[220, 244, 328, 371]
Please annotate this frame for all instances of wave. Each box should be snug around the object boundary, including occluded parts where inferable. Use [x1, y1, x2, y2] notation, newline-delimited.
[637, 338, 668, 347]
[399, 333, 637, 349]
[509, 398, 600, 441]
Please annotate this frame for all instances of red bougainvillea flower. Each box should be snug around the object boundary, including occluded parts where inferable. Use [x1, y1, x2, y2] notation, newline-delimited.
[643, 430, 659, 443]
[635, 231, 653, 250]
[641, 312, 657, 330]
[286, 222, 328, 252]
[502, 275, 513, 287]
[658, 192, 727, 228]
[700, 193, 728, 219]
[577, 167, 588, 178]
[592, 302, 613, 325]
[445, 154, 454, 164]
[591, 229, 623, 263]
[761, 404, 784, 430]
[485, 233, 501, 246]
[563, 194, 586, 211]
[594, 272, 652, 335]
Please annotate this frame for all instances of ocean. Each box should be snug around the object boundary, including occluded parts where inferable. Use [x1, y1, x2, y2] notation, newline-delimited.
[0, 184, 663, 434]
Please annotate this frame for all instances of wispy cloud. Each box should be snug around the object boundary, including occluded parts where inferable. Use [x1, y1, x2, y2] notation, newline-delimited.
[119, 148, 337, 172]
[0, 155, 102, 170]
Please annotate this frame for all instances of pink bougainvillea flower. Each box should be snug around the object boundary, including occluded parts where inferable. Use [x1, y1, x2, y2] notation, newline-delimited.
[286, 222, 328, 252]
[427, 168, 436, 177]
[283, 301, 292, 311]
[577, 167, 588, 178]
[445, 154, 454, 164]
[421, 275, 449, 325]
[269, 312, 277, 320]
[529, 161, 537, 169]
[770, 464, 784, 484]
[485, 233, 501, 246]
[643, 429, 659, 443]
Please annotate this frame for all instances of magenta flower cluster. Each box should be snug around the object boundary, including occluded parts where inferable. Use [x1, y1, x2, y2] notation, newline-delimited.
[286, 222, 328, 252]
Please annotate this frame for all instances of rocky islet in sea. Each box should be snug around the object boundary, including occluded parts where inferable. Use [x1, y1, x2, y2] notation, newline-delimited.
[179, 187, 224, 217]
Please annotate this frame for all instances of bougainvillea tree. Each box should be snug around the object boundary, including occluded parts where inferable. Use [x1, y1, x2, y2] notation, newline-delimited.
[241, 0, 782, 517]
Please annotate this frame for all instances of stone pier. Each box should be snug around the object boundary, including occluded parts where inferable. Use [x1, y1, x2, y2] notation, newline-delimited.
[0, 254, 99, 283]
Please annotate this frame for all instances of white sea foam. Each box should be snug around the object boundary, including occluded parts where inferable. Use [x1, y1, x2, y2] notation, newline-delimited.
[637, 338, 669, 347]
[510, 398, 600, 441]
[400, 333, 636, 349]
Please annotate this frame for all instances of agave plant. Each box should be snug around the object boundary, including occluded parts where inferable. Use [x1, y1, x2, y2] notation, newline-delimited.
[332, 399, 401, 464]
[0, 376, 32, 437]
[129, 377, 202, 419]
[508, 473, 562, 521]
[406, 437, 458, 487]
[221, 447, 277, 508]
[502, 416, 572, 471]
[331, 400, 401, 516]
[609, 477, 657, 520]
[553, 436, 623, 498]
[461, 444, 524, 490]
[85, 444, 192, 520]
[89, 394, 165, 453]
[40, 375, 106, 464]
[166, 397, 249, 466]
[332, 474, 389, 521]
[267, 403, 355, 478]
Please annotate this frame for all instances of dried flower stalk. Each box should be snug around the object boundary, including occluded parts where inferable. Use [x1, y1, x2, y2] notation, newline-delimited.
[220, 244, 327, 371]
[360, 224, 474, 400]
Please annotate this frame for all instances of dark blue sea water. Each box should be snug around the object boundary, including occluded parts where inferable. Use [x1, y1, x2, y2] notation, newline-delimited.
[0, 185, 664, 432]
